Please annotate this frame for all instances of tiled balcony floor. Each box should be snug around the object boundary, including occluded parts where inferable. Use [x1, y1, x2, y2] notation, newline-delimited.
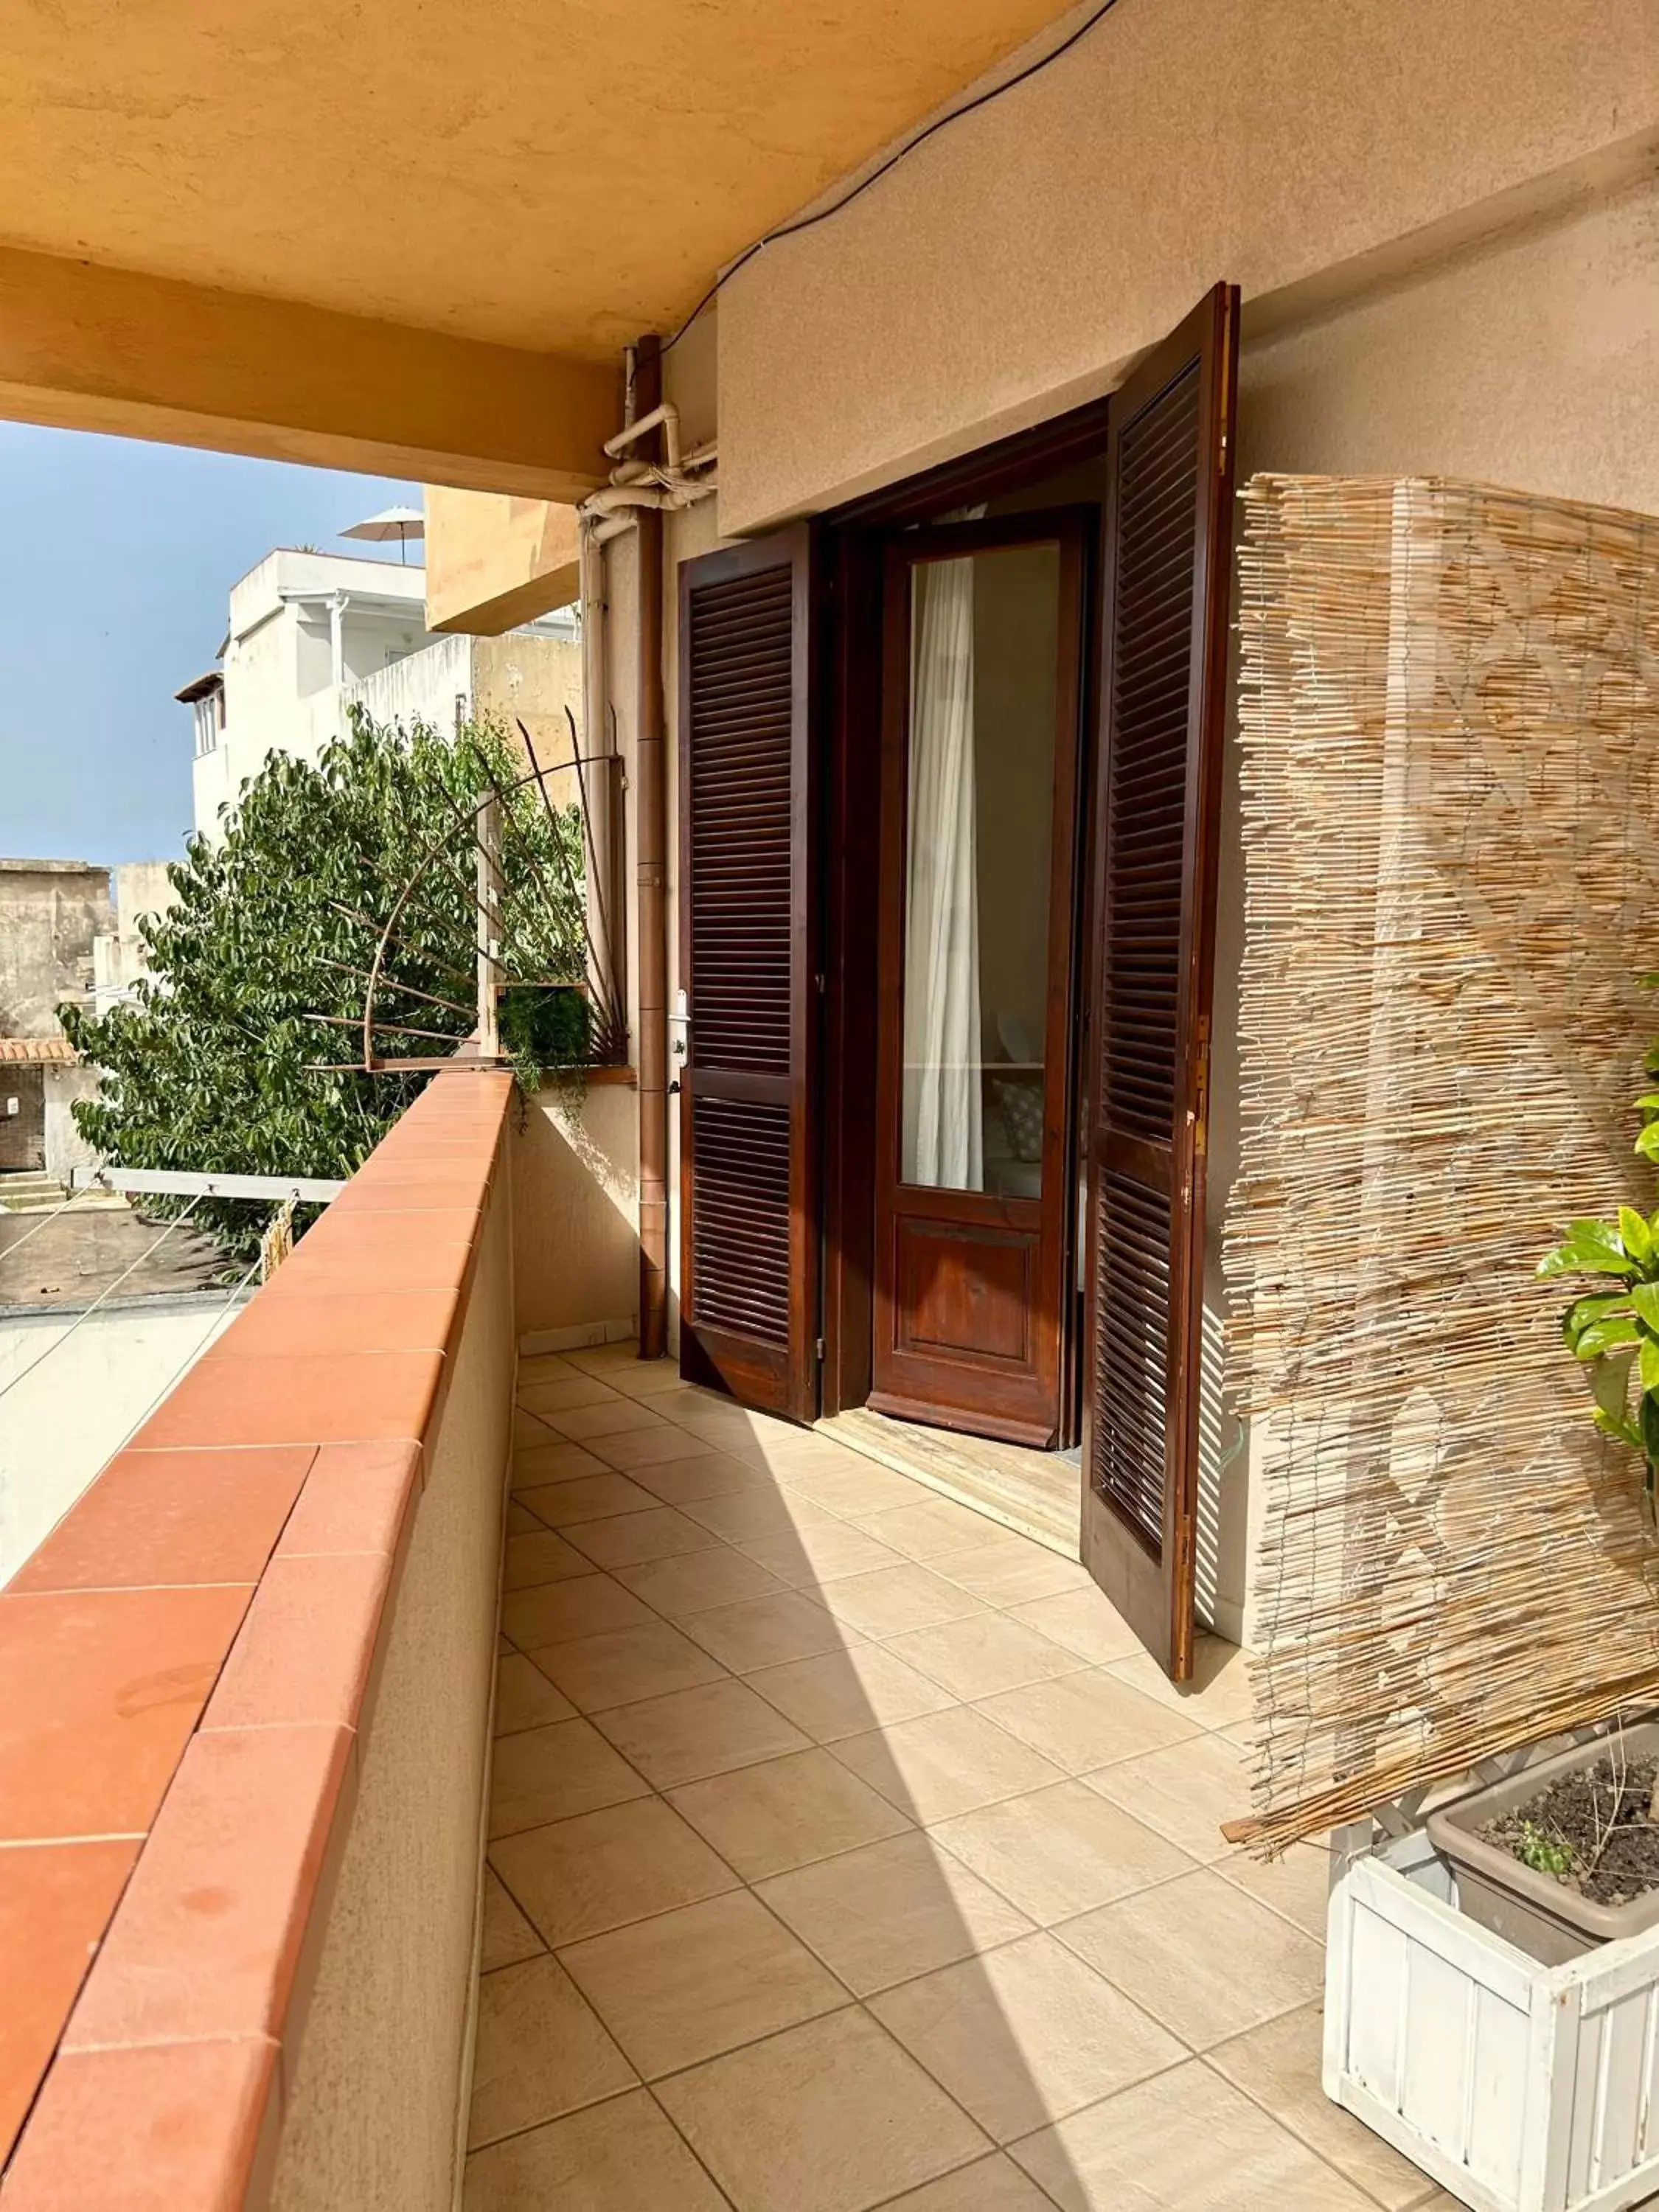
[467, 1345, 1453, 2212]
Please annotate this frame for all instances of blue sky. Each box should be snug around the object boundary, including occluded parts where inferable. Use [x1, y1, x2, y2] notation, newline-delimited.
[0, 422, 420, 866]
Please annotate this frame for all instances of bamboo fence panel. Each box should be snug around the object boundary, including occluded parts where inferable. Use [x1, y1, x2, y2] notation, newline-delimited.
[1229, 473, 1659, 1852]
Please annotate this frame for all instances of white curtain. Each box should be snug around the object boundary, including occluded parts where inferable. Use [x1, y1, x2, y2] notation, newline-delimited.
[902, 554, 982, 1190]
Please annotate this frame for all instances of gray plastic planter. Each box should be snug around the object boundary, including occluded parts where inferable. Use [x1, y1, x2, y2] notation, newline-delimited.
[1426, 1719, 1659, 1964]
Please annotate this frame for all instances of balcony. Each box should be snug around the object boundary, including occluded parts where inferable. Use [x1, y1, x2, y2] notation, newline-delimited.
[0, 1070, 1432, 2212]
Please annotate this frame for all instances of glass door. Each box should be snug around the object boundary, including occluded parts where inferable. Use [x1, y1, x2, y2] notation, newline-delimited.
[870, 512, 1087, 1447]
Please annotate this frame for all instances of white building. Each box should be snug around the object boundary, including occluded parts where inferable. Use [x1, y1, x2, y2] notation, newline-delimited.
[91, 861, 177, 1017]
[184, 547, 580, 837]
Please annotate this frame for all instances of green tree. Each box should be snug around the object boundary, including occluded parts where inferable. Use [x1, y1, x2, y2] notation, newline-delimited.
[60, 711, 591, 1257]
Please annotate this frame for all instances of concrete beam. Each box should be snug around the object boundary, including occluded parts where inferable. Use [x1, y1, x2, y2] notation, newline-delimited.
[424, 488, 582, 634]
[0, 246, 619, 501]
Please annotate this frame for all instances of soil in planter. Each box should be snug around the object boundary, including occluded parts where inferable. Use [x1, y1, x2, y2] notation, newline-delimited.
[1481, 1754, 1659, 1908]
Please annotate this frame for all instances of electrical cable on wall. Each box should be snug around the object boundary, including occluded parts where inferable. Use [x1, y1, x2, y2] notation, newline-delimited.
[661, 0, 1125, 355]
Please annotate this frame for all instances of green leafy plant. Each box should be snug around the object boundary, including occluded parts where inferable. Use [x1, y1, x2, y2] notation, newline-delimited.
[499, 984, 592, 1093]
[1539, 987, 1659, 1518]
[59, 711, 591, 1259]
[1514, 1820, 1576, 1878]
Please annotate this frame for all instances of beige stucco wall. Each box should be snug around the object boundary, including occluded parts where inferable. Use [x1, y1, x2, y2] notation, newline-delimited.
[268, 1159, 513, 2211]
[425, 488, 582, 636]
[512, 1080, 640, 1343]
[473, 633, 585, 777]
[716, 0, 1659, 534]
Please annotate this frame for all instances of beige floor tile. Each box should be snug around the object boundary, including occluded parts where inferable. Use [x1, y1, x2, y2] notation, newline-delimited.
[1105, 1637, 1255, 1731]
[490, 1796, 739, 1947]
[563, 1341, 644, 1374]
[1217, 1840, 1331, 1941]
[876, 2154, 1056, 2211]
[605, 1360, 696, 1400]
[529, 1618, 728, 1714]
[821, 1564, 984, 1638]
[594, 1677, 810, 1787]
[657, 2007, 990, 2212]
[519, 1471, 665, 1526]
[462, 2087, 729, 2211]
[681, 1589, 858, 1673]
[888, 1613, 1088, 1701]
[505, 1498, 540, 1536]
[489, 1717, 650, 1838]
[565, 1504, 725, 1570]
[628, 1450, 780, 1506]
[1081, 1732, 1253, 1864]
[495, 1652, 578, 1734]
[738, 1520, 911, 1587]
[931, 1780, 1195, 1925]
[512, 1408, 560, 1449]
[932, 1537, 1095, 1608]
[872, 1930, 1183, 2143]
[747, 1642, 959, 1743]
[670, 1747, 914, 1879]
[755, 1428, 872, 1470]
[520, 1336, 584, 1371]
[757, 1830, 1034, 1995]
[667, 1411, 776, 1464]
[503, 1527, 591, 1590]
[682, 1484, 838, 1543]
[512, 1439, 610, 1489]
[561, 1888, 849, 2077]
[518, 1349, 578, 1377]
[617, 1544, 788, 1617]
[497, 1630, 512, 1655]
[1008, 2057, 1379, 2211]
[1057, 1867, 1324, 2051]
[481, 1865, 544, 1971]
[973, 1670, 1201, 1774]
[588, 1422, 730, 1470]
[1208, 2004, 1440, 2210]
[556, 1398, 672, 1441]
[857, 1498, 1006, 1562]
[784, 1460, 933, 1516]
[833, 1707, 1065, 1825]
[517, 1372, 623, 1414]
[502, 1571, 658, 1649]
[467, 1952, 636, 2148]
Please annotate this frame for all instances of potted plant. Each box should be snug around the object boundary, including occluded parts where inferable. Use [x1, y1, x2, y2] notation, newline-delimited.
[1322, 1009, 1659, 2212]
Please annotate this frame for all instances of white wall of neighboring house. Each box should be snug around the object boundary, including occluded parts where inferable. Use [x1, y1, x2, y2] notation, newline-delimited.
[0, 1291, 246, 1585]
[91, 860, 178, 1016]
[187, 546, 580, 838]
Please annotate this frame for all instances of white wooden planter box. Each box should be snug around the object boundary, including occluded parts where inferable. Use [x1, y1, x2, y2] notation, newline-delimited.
[1326, 1830, 1659, 2211]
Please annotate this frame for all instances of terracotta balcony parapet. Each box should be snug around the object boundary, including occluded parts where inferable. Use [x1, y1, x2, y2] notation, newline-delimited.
[0, 1068, 514, 2207]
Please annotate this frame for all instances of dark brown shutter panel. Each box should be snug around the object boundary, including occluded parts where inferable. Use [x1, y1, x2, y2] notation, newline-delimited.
[678, 528, 818, 1419]
[1080, 283, 1239, 1680]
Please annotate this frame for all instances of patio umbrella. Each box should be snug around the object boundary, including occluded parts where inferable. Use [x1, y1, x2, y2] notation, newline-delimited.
[341, 505, 425, 564]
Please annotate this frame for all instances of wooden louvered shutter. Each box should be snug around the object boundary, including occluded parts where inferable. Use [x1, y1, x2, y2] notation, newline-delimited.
[1080, 283, 1239, 1680]
[678, 528, 818, 1419]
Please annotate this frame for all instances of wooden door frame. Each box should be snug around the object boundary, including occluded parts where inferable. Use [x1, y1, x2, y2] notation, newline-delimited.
[869, 509, 1089, 1448]
[818, 393, 1115, 1425]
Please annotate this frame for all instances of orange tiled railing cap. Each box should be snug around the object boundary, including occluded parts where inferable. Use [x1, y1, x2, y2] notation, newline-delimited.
[0, 1068, 512, 2207]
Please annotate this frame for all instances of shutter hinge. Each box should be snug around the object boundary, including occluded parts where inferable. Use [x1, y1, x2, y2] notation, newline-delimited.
[815, 973, 826, 995]
[815, 1336, 826, 1363]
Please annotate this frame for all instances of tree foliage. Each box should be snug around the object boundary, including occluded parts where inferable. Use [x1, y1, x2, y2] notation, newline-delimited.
[60, 712, 589, 1256]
